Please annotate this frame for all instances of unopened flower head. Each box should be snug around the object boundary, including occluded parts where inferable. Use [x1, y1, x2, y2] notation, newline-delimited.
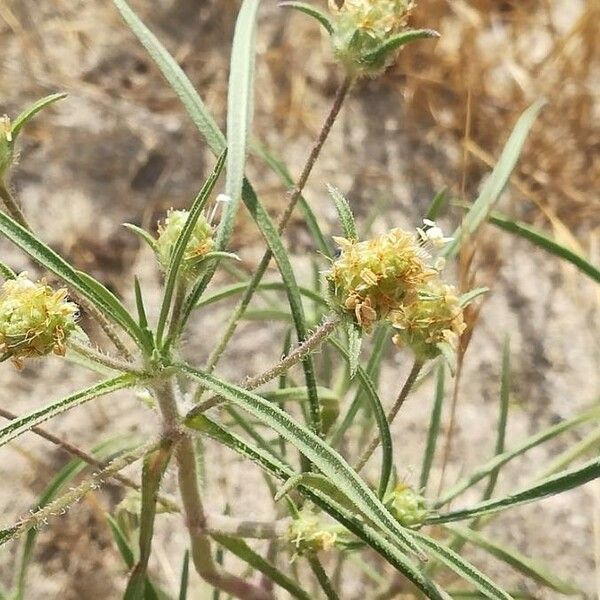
[0, 273, 78, 367]
[327, 228, 436, 332]
[389, 281, 466, 359]
[385, 483, 428, 527]
[329, 0, 416, 75]
[156, 209, 214, 273]
[0, 115, 13, 179]
[286, 510, 338, 557]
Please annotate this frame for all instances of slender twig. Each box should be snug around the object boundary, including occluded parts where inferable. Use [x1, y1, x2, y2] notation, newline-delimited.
[68, 339, 145, 375]
[197, 76, 353, 395]
[354, 359, 424, 474]
[187, 316, 340, 419]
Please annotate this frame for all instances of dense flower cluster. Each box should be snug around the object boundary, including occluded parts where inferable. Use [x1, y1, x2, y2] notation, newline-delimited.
[0, 273, 78, 367]
[384, 483, 428, 527]
[328, 0, 416, 75]
[155, 209, 214, 273]
[286, 510, 338, 556]
[327, 221, 466, 358]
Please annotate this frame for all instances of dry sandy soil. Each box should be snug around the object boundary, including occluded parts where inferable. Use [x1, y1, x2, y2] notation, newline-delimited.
[0, 0, 599, 598]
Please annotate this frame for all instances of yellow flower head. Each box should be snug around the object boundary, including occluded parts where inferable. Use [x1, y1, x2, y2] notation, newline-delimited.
[155, 209, 214, 273]
[286, 510, 338, 556]
[327, 228, 436, 332]
[389, 281, 466, 359]
[0, 273, 78, 367]
[328, 0, 416, 75]
[384, 482, 428, 527]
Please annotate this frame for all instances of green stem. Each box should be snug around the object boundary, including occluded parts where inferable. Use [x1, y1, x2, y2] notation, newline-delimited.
[68, 340, 144, 375]
[0, 181, 28, 230]
[354, 359, 423, 474]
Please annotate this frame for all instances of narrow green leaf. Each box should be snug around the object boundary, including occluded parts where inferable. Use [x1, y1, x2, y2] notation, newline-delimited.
[261, 386, 338, 404]
[482, 338, 510, 500]
[180, 364, 422, 558]
[328, 336, 393, 498]
[0, 260, 16, 280]
[458, 287, 488, 308]
[213, 534, 311, 600]
[362, 29, 440, 65]
[278, 1, 334, 34]
[123, 223, 157, 252]
[409, 530, 513, 600]
[0, 375, 137, 450]
[436, 404, 600, 507]
[187, 413, 447, 600]
[420, 363, 445, 492]
[106, 514, 135, 568]
[443, 100, 546, 259]
[445, 525, 580, 595]
[307, 555, 340, 600]
[426, 189, 449, 221]
[219, 0, 261, 249]
[156, 150, 226, 345]
[328, 184, 358, 241]
[111, 0, 225, 154]
[125, 441, 174, 600]
[11, 93, 67, 139]
[178, 550, 190, 600]
[429, 455, 600, 524]
[488, 212, 600, 284]
[0, 210, 148, 350]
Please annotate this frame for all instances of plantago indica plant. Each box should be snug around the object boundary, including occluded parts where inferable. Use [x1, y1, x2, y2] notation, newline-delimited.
[0, 1, 598, 599]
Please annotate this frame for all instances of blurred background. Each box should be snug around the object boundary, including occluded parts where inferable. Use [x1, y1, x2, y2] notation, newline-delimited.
[0, 0, 599, 597]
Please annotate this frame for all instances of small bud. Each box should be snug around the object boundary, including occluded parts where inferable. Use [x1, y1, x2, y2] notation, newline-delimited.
[0, 273, 78, 367]
[285, 510, 338, 557]
[327, 228, 436, 332]
[155, 209, 214, 274]
[385, 483, 428, 527]
[389, 282, 466, 359]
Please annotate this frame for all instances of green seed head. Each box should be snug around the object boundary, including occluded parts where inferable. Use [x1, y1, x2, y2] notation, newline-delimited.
[327, 228, 436, 332]
[385, 483, 428, 527]
[286, 510, 338, 556]
[155, 209, 214, 274]
[389, 281, 466, 359]
[329, 0, 416, 75]
[0, 273, 78, 367]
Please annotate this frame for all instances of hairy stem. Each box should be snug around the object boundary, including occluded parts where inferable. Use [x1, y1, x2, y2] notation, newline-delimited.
[198, 76, 353, 392]
[187, 316, 340, 418]
[354, 359, 424, 474]
[0, 181, 29, 230]
[68, 339, 145, 375]
[153, 379, 273, 600]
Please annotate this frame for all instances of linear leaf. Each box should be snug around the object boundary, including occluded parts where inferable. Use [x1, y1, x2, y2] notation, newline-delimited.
[180, 364, 421, 558]
[362, 29, 440, 65]
[219, 0, 261, 249]
[429, 455, 600, 524]
[123, 223, 157, 252]
[178, 550, 190, 600]
[488, 212, 600, 284]
[111, 0, 225, 154]
[426, 189, 449, 221]
[409, 530, 512, 600]
[156, 150, 226, 345]
[420, 363, 445, 492]
[0, 209, 147, 349]
[11, 93, 67, 139]
[213, 534, 311, 600]
[436, 404, 600, 507]
[0, 260, 16, 280]
[186, 413, 446, 599]
[445, 525, 580, 595]
[0, 375, 137, 449]
[327, 337, 392, 498]
[443, 100, 546, 259]
[278, 1, 334, 34]
[328, 184, 358, 241]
